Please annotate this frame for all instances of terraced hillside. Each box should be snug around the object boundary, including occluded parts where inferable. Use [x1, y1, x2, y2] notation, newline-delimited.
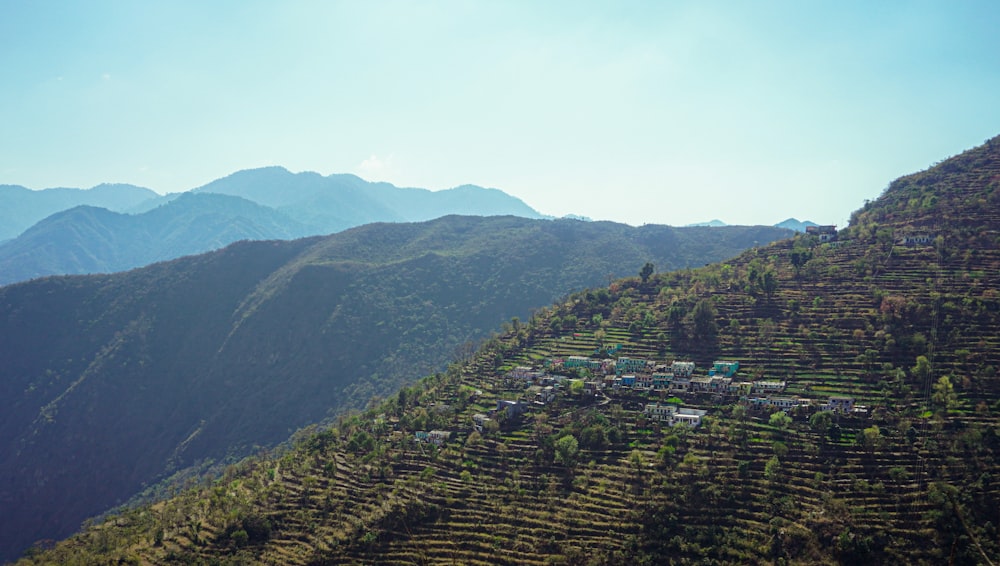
[17, 135, 1000, 565]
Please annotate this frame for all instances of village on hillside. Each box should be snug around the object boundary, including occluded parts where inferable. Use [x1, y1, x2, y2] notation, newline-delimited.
[414, 350, 868, 447]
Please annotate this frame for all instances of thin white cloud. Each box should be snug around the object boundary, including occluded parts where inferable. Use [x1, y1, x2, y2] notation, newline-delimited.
[357, 154, 393, 178]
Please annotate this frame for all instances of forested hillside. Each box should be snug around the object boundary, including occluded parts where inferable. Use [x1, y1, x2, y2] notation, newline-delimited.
[0, 216, 788, 562]
[17, 136, 1000, 565]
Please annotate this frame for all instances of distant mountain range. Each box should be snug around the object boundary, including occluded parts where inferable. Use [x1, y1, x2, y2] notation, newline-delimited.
[0, 215, 792, 560]
[0, 193, 308, 286]
[0, 168, 545, 285]
[0, 167, 824, 287]
[687, 218, 820, 232]
[773, 217, 820, 232]
[189, 167, 544, 231]
[0, 183, 157, 242]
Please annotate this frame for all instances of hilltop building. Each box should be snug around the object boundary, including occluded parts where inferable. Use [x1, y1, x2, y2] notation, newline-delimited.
[806, 225, 838, 242]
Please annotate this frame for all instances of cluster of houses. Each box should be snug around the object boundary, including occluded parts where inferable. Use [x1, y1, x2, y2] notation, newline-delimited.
[412, 357, 868, 445]
[551, 357, 789, 400]
[409, 354, 865, 447]
[516, 356, 865, 421]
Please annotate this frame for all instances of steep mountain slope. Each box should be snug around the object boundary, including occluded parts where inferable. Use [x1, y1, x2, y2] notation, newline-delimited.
[192, 167, 545, 233]
[19, 136, 1000, 565]
[0, 183, 157, 241]
[0, 216, 789, 562]
[0, 193, 308, 285]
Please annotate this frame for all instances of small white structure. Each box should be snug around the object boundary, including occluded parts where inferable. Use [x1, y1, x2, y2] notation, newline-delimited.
[643, 403, 708, 427]
[751, 380, 787, 394]
[821, 396, 855, 413]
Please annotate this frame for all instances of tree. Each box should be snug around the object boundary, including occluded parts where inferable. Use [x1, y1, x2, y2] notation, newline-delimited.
[912, 355, 932, 383]
[772, 440, 788, 458]
[554, 435, 580, 469]
[769, 411, 792, 430]
[828, 423, 843, 443]
[809, 411, 833, 448]
[629, 449, 646, 484]
[640, 262, 654, 283]
[790, 247, 812, 278]
[809, 410, 832, 435]
[690, 298, 719, 346]
[579, 424, 607, 450]
[761, 268, 779, 299]
[483, 419, 500, 435]
[858, 425, 885, 453]
[764, 455, 782, 481]
[931, 375, 959, 412]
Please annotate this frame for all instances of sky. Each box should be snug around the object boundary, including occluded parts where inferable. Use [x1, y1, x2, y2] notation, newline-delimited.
[3, 1, 999, 227]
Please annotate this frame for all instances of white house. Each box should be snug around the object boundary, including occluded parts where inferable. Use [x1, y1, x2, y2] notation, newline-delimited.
[672, 361, 696, 377]
[643, 403, 708, 427]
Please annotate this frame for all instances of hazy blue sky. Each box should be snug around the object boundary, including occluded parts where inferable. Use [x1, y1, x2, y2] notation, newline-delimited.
[3, 1, 999, 226]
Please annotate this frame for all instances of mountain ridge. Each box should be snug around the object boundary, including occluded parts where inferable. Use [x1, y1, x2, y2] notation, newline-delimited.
[191, 166, 546, 234]
[0, 192, 310, 285]
[0, 169, 546, 285]
[0, 183, 158, 241]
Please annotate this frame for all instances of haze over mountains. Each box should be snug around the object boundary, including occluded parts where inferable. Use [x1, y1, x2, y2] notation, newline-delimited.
[188, 167, 545, 231]
[688, 218, 819, 232]
[0, 183, 158, 242]
[0, 166, 821, 287]
[0, 214, 791, 561]
[16, 136, 1000, 565]
[0, 167, 545, 285]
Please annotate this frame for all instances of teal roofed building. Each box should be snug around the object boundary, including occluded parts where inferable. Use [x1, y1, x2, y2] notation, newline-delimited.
[712, 361, 740, 377]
